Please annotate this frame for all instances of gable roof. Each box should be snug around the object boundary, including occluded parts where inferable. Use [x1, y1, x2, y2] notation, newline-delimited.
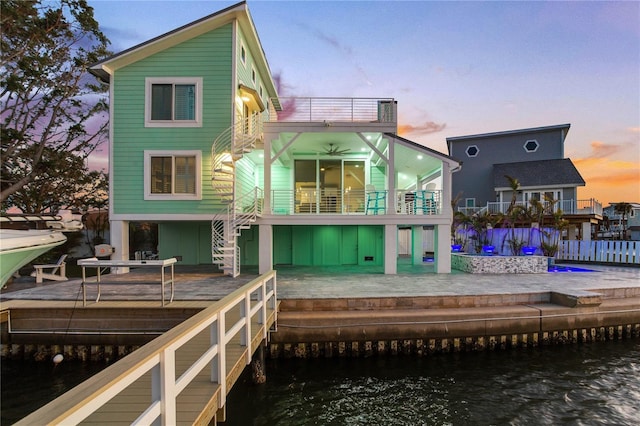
[446, 124, 570, 153]
[493, 158, 585, 189]
[384, 133, 462, 169]
[89, 1, 278, 101]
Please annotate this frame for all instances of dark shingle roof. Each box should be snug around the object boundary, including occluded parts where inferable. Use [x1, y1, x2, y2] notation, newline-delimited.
[493, 159, 585, 189]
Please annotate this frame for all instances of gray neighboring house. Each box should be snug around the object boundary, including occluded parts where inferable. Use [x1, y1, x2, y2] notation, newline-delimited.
[447, 124, 603, 240]
[602, 203, 640, 240]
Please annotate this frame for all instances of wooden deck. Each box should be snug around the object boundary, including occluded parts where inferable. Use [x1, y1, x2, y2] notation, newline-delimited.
[15, 271, 278, 426]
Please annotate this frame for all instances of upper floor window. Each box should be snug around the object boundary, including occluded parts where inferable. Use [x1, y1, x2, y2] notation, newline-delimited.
[240, 43, 246, 66]
[251, 66, 257, 84]
[144, 150, 202, 200]
[465, 145, 479, 157]
[145, 77, 202, 127]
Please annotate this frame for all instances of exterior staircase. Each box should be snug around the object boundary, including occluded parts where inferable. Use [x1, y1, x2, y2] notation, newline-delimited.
[211, 114, 263, 277]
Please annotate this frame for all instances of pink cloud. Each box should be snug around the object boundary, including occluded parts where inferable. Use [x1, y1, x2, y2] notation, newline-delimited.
[398, 121, 447, 136]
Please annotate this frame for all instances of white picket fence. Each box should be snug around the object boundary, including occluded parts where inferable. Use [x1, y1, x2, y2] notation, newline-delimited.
[557, 240, 640, 265]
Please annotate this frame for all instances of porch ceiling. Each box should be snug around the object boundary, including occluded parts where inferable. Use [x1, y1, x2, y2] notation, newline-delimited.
[257, 132, 442, 189]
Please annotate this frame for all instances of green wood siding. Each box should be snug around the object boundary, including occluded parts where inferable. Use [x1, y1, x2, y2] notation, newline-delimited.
[236, 26, 272, 120]
[273, 225, 292, 265]
[248, 225, 384, 267]
[235, 157, 257, 203]
[112, 25, 234, 215]
[370, 165, 386, 190]
[341, 225, 358, 264]
[158, 222, 211, 264]
[237, 225, 258, 266]
[271, 164, 290, 191]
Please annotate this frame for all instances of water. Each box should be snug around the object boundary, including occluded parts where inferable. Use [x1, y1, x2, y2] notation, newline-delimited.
[1, 359, 111, 424]
[225, 340, 640, 425]
[2, 341, 638, 425]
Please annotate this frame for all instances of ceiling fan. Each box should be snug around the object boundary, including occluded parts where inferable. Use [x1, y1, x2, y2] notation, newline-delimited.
[321, 143, 351, 156]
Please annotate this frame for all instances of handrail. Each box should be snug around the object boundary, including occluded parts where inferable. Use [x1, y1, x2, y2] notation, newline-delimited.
[269, 97, 396, 123]
[17, 271, 277, 426]
[270, 189, 442, 215]
[479, 199, 602, 215]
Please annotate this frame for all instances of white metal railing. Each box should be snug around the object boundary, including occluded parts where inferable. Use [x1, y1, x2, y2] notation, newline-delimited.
[269, 97, 396, 123]
[17, 271, 277, 426]
[469, 199, 602, 216]
[269, 189, 441, 215]
[557, 240, 640, 264]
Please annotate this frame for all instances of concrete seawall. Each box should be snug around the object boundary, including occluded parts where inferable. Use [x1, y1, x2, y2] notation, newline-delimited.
[269, 288, 640, 358]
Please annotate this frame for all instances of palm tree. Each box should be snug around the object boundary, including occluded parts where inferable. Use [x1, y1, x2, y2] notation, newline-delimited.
[614, 202, 633, 240]
[538, 194, 568, 257]
[504, 175, 520, 215]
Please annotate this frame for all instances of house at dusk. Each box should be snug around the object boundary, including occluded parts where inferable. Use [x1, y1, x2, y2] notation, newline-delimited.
[89, 1, 461, 276]
[447, 124, 603, 240]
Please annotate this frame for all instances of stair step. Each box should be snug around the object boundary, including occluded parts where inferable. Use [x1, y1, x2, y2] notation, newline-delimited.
[212, 254, 235, 259]
[212, 174, 233, 180]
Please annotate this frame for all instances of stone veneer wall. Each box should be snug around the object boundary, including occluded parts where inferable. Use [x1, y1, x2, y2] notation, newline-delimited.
[451, 253, 548, 274]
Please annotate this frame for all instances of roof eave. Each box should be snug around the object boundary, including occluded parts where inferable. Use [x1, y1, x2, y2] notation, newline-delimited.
[89, 1, 247, 78]
[384, 133, 462, 168]
[446, 123, 571, 143]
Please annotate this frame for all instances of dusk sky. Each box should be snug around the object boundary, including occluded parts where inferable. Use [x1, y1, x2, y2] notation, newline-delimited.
[88, 0, 639, 206]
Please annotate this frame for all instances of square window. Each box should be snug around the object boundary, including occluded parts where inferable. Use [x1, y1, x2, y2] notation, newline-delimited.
[145, 78, 202, 127]
[144, 151, 201, 200]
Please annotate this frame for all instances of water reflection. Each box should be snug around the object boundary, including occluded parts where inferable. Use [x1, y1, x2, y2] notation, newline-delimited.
[226, 340, 640, 425]
[2, 341, 638, 425]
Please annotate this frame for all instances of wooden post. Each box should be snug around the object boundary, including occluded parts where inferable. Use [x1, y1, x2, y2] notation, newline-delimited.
[251, 344, 266, 384]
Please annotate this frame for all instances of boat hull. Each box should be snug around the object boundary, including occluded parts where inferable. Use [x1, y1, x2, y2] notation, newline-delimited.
[0, 230, 67, 287]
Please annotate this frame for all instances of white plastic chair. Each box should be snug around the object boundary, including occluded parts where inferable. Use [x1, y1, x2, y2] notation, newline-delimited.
[31, 254, 68, 283]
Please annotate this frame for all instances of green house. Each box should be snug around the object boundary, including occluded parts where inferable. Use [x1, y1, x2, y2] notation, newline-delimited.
[90, 1, 461, 276]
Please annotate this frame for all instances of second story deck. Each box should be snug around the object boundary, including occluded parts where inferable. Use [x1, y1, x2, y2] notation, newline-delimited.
[457, 198, 603, 218]
[269, 188, 442, 216]
[268, 97, 397, 124]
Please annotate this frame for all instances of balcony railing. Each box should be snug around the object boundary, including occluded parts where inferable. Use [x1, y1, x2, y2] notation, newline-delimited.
[458, 199, 603, 216]
[269, 97, 396, 123]
[269, 189, 441, 215]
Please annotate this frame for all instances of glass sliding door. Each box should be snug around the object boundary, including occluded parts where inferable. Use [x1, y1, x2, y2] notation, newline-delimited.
[295, 160, 317, 213]
[294, 159, 365, 213]
[319, 160, 341, 213]
[344, 160, 365, 213]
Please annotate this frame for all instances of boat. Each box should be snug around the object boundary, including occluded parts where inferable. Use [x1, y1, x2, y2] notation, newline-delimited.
[0, 229, 67, 288]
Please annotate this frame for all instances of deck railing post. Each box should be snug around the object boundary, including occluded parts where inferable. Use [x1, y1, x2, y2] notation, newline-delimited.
[151, 364, 161, 426]
[215, 312, 226, 406]
[160, 348, 176, 426]
[259, 280, 266, 332]
[243, 292, 252, 364]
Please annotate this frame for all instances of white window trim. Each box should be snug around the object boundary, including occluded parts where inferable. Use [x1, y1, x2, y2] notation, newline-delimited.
[144, 150, 202, 200]
[145, 77, 203, 128]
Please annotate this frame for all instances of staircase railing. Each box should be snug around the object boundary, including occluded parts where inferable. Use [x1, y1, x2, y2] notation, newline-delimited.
[211, 187, 262, 277]
[210, 114, 263, 277]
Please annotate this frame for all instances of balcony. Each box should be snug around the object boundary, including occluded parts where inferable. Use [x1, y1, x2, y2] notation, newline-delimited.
[269, 189, 442, 215]
[269, 97, 396, 123]
[458, 198, 603, 216]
